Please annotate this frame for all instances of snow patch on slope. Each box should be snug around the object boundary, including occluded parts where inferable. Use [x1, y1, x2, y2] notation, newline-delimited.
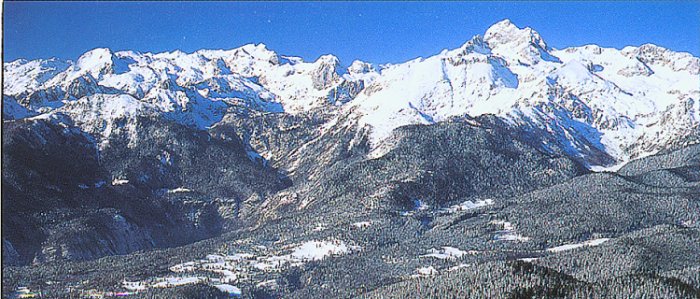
[546, 238, 610, 253]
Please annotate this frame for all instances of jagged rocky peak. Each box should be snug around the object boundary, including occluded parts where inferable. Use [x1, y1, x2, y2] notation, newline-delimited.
[311, 54, 342, 90]
[484, 19, 547, 49]
[624, 43, 672, 60]
[484, 19, 561, 64]
[582, 44, 603, 55]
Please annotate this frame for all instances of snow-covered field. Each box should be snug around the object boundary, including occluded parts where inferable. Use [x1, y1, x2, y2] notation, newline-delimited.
[546, 238, 610, 253]
[491, 220, 530, 242]
[421, 246, 476, 260]
[414, 266, 439, 277]
[118, 238, 359, 296]
[442, 199, 494, 213]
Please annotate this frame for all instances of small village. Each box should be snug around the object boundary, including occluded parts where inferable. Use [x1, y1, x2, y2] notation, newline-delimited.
[121, 238, 357, 297]
[10, 238, 358, 298]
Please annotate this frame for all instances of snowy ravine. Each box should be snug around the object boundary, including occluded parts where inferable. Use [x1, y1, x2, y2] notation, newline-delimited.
[4, 19, 699, 169]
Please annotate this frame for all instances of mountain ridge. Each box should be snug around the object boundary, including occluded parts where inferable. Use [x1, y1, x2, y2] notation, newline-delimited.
[4, 19, 699, 169]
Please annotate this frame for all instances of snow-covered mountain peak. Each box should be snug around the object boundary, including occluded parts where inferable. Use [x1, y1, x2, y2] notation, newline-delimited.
[484, 19, 517, 33]
[315, 54, 340, 65]
[77, 48, 113, 65]
[226, 43, 281, 65]
[484, 19, 547, 49]
[348, 60, 376, 74]
[310, 54, 342, 89]
[484, 19, 560, 65]
[239, 42, 272, 54]
[312, 54, 342, 75]
[74, 48, 129, 77]
[337, 20, 699, 168]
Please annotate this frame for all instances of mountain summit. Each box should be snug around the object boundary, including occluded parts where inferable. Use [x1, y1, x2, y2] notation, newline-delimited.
[483, 19, 560, 64]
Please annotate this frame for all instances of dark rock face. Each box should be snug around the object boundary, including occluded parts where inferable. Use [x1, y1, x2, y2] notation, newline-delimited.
[2, 115, 287, 266]
[3, 119, 103, 265]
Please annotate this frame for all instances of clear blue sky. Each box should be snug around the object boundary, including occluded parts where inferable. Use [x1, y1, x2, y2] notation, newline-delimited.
[4, 1, 700, 64]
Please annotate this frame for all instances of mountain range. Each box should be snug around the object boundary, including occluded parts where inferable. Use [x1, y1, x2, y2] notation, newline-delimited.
[2, 19, 700, 298]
